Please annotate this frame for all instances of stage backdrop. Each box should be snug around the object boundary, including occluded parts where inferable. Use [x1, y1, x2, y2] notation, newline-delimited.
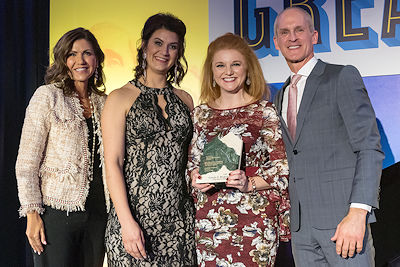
[209, 0, 400, 168]
[51, 0, 399, 168]
[50, 0, 209, 103]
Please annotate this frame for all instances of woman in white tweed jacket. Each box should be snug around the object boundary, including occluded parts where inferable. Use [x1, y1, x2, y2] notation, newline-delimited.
[15, 28, 109, 266]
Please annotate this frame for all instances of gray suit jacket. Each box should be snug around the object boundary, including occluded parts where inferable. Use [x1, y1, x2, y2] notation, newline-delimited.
[274, 60, 384, 231]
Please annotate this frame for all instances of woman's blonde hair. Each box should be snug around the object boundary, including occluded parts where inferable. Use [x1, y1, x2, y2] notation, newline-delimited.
[200, 33, 269, 104]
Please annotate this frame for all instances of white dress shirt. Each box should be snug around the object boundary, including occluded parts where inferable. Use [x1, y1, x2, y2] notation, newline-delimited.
[282, 57, 318, 125]
[281, 56, 371, 213]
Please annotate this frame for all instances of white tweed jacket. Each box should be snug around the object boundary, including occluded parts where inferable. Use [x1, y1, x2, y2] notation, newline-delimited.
[15, 84, 110, 217]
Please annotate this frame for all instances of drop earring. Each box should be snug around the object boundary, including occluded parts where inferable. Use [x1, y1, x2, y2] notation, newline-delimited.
[246, 76, 251, 86]
[174, 62, 178, 85]
[142, 52, 147, 82]
[212, 79, 216, 87]
[94, 67, 99, 81]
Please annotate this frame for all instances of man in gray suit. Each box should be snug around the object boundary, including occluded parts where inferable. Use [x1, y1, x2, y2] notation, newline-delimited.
[273, 7, 384, 266]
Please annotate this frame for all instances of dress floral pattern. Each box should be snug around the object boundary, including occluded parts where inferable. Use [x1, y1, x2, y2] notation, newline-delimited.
[187, 100, 290, 267]
[105, 79, 197, 266]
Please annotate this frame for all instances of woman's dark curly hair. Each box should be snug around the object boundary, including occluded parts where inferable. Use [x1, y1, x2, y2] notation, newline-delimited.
[45, 27, 105, 95]
[134, 13, 187, 86]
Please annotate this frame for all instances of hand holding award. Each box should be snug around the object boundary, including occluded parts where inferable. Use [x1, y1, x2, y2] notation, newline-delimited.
[197, 132, 243, 184]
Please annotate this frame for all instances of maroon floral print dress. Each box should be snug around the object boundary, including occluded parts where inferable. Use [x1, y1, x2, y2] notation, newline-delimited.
[187, 100, 290, 267]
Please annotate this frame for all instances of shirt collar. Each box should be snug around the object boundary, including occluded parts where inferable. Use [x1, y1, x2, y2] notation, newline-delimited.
[291, 56, 318, 78]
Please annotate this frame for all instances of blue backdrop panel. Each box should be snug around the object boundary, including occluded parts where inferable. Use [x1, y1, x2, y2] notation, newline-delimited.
[270, 74, 400, 169]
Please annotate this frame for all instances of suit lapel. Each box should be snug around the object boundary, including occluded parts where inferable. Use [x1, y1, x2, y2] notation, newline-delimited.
[275, 77, 290, 115]
[276, 77, 292, 144]
[294, 60, 326, 145]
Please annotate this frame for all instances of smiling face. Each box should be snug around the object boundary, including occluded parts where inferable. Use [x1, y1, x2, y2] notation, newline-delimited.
[212, 49, 248, 95]
[66, 38, 97, 89]
[144, 28, 179, 77]
[273, 8, 318, 73]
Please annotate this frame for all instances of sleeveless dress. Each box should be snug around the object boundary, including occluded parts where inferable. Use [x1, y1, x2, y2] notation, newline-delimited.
[105, 79, 197, 266]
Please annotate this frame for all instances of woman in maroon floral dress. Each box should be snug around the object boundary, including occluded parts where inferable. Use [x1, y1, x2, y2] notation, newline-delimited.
[187, 33, 290, 266]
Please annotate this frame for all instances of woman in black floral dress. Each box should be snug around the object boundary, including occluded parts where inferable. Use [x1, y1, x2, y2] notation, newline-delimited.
[101, 13, 196, 266]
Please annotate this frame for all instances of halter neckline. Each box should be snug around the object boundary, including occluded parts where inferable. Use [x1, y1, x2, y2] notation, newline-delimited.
[130, 79, 172, 95]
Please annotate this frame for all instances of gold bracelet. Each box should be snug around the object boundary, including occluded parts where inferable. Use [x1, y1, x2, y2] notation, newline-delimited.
[249, 176, 256, 194]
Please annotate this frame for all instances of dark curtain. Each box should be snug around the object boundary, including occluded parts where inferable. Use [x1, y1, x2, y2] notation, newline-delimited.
[372, 162, 400, 267]
[0, 0, 49, 266]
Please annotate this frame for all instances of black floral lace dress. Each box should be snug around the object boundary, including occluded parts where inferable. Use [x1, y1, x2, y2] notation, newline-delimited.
[105, 79, 196, 266]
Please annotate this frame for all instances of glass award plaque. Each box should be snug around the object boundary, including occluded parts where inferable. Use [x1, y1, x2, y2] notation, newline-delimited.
[197, 132, 243, 183]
